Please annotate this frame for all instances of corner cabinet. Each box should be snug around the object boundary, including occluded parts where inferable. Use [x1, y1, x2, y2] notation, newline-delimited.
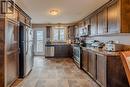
[96, 53, 129, 87]
[96, 54, 107, 87]
[81, 49, 129, 87]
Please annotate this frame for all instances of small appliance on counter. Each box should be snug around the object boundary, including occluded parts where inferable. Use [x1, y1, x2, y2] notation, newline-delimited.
[104, 41, 124, 52]
[91, 40, 105, 48]
[80, 40, 86, 47]
[75, 38, 80, 45]
[86, 40, 96, 47]
[86, 40, 104, 48]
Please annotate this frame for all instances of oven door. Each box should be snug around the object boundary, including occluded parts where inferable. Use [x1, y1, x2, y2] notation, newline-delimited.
[73, 46, 81, 63]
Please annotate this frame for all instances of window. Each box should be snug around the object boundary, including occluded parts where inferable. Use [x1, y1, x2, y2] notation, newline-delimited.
[52, 27, 66, 42]
[36, 31, 44, 52]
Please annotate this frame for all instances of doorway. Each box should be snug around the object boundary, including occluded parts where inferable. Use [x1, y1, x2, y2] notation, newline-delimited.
[33, 29, 46, 56]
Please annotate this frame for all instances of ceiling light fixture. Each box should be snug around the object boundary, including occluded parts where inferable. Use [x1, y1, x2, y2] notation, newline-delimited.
[49, 9, 60, 16]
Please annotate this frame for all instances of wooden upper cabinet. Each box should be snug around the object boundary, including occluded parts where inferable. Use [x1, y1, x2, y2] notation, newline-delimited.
[108, 1, 120, 34]
[98, 8, 108, 35]
[84, 19, 90, 35]
[67, 26, 75, 39]
[75, 26, 79, 38]
[121, 0, 130, 33]
[19, 12, 26, 24]
[90, 15, 98, 36]
[73, 0, 130, 36]
[46, 26, 52, 39]
[25, 17, 31, 26]
[6, 9, 19, 22]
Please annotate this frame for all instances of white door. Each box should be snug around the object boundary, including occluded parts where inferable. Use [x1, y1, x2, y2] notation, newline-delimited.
[34, 29, 46, 56]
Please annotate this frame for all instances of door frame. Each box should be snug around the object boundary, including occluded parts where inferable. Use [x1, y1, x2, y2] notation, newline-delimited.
[33, 28, 46, 56]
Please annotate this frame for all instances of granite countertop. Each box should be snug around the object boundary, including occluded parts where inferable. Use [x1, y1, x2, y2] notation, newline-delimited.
[82, 47, 121, 56]
[46, 43, 70, 46]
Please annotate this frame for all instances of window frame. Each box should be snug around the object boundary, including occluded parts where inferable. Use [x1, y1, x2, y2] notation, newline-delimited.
[52, 27, 67, 42]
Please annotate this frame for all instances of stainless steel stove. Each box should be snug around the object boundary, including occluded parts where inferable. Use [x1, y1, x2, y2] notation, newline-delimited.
[73, 44, 81, 68]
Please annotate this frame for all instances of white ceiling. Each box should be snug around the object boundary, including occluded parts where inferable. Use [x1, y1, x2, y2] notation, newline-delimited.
[16, 0, 109, 24]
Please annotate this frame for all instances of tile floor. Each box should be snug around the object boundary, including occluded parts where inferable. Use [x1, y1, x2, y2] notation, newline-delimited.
[12, 56, 99, 87]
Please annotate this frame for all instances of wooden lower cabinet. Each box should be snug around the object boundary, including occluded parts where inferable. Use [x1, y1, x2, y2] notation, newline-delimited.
[88, 51, 97, 80]
[81, 49, 129, 87]
[96, 54, 129, 87]
[82, 49, 89, 72]
[107, 56, 129, 87]
[96, 54, 107, 87]
[54, 45, 72, 58]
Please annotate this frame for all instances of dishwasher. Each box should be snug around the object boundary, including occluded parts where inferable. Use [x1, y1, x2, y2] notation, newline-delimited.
[45, 45, 55, 57]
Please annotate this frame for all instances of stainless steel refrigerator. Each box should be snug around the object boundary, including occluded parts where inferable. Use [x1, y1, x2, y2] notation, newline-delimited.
[19, 22, 33, 78]
[25, 28, 33, 76]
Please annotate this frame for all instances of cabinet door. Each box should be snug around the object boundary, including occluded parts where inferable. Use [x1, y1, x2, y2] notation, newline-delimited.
[46, 26, 51, 38]
[26, 17, 31, 26]
[90, 15, 98, 36]
[75, 28, 79, 38]
[6, 9, 19, 22]
[5, 21, 19, 86]
[82, 49, 89, 72]
[85, 19, 90, 35]
[108, 1, 120, 33]
[63, 45, 69, 57]
[69, 45, 73, 58]
[88, 51, 97, 79]
[97, 54, 107, 87]
[98, 9, 107, 35]
[54, 45, 61, 57]
[107, 56, 129, 87]
[71, 27, 75, 41]
[55, 45, 70, 58]
[19, 12, 26, 24]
